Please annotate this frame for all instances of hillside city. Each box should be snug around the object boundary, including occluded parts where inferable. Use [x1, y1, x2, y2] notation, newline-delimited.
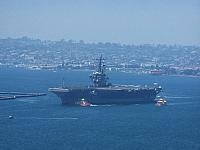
[0, 37, 200, 77]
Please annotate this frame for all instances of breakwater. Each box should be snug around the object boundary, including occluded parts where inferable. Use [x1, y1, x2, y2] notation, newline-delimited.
[0, 92, 46, 100]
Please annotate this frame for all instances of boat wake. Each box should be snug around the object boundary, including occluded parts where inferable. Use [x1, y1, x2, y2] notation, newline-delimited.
[165, 96, 200, 99]
[17, 99, 39, 103]
[135, 104, 141, 106]
[90, 104, 114, 107]
[16, 98, 39, 103]
[17, 117, 79, 120]
[168, 102, 200, 106]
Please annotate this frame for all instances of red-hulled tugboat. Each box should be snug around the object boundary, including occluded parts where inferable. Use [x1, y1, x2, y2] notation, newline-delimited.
[155, 97, 167, 106]
[79, 98, 91, 107]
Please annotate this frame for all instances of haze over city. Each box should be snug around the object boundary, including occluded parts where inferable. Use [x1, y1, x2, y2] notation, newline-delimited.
[0, 0, 200, 45]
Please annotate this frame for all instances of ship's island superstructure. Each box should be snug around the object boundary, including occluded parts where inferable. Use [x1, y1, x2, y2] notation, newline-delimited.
[49, 55, 162, 105]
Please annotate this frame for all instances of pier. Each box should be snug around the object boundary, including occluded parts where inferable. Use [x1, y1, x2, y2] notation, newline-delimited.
[0, 92, 46, 100]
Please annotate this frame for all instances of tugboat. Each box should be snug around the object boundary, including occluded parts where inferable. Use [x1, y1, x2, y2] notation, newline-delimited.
[79, 98, 91, 107]
[8, 115, 14, 119]
[49, 55, 162, 105]
[155, 97, 167, 106]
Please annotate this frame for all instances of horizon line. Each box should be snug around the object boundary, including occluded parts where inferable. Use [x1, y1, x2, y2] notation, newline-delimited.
[1, 36, 200, 47]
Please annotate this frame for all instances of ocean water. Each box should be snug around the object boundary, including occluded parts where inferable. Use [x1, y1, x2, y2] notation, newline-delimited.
[0, 68, 200, 150]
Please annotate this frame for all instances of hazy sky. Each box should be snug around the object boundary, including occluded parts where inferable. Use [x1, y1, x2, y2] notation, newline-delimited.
[0, 0, 200, 45]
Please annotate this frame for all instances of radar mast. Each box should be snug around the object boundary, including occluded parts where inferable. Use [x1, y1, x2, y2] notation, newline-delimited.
[90, 55, 110, 87]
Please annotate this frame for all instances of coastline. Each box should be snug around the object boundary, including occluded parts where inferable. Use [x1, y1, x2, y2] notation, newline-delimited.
[1, 66, 200, 78]
[159, 74, 200, 78]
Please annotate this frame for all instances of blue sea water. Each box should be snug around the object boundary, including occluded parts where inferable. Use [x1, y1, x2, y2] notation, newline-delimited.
[0, 68, 200, 150]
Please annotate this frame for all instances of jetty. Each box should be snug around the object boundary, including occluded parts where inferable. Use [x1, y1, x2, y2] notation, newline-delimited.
[0, 92, 46, 100]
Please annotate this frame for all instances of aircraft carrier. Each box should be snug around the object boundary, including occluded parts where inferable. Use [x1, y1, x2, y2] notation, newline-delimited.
[49, 55, 162, 105]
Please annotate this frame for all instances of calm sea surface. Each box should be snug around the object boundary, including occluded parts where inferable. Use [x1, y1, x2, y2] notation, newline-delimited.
[0, 68, 200, 150]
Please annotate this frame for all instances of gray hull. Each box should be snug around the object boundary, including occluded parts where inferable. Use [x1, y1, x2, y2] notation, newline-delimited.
[49, 86, 161, 105]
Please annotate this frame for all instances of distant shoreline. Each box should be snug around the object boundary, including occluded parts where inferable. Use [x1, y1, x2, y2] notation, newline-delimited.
[1, 66, 200, 78]
[161, 74, 200, 78]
